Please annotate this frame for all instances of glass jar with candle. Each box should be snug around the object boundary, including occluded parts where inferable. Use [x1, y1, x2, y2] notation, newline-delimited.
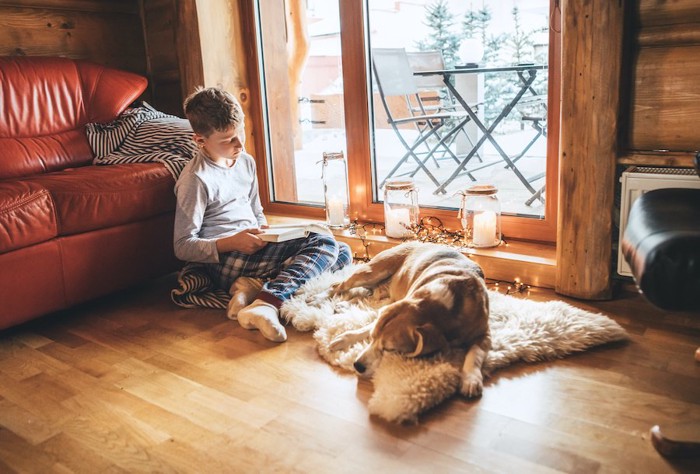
[460, 185, 501, 248]
[383, 178, 419, 238]
[322, 151, 349, 228]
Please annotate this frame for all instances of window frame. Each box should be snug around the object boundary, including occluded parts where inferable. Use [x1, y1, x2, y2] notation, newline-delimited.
[247, 0, 561, 243]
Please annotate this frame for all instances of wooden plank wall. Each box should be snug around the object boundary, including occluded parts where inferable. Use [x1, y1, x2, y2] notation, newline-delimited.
[138, 0, 201, 116]
[620, 0, 700, 167]
[0, 0, 148, 95]
[0, 0, 193, 118]
[0, 0, 145, 70]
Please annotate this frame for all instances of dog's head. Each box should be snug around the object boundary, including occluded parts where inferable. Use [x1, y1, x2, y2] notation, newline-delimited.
[353, 298, 448, 376]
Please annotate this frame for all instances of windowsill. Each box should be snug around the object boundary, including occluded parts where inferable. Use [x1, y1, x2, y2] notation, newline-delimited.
[267, 214, 556, 289]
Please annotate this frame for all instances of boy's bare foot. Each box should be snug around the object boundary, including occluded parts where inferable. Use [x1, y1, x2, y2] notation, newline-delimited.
[237, 299, 287, 342]
[227, 277, 264, 320]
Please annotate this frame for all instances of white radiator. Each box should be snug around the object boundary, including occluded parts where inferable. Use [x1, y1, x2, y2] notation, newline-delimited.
[617, 166, 700, 276]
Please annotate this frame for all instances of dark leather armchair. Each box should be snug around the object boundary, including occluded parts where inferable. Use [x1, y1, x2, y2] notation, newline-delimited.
[622, 154, 700, 312]
[621, 153, 700, 458]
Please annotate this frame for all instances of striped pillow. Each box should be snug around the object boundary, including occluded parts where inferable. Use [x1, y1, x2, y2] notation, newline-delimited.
[87, 102, 197, 179]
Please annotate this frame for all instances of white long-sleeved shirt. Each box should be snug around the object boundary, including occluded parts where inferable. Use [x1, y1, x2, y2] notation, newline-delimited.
[173, 150, 266, 263]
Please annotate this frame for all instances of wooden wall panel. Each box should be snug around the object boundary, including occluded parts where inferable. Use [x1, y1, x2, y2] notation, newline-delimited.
[623, 0, 700, 164]
[174, 0, 204, 104]
[139, 0, 189, 116]
[0, 0, 195, 117]
[0, 1, 146, 73]
[630, 46, 700, 151]
[637, 0, 700, 27]
[141, 0, 178, 74]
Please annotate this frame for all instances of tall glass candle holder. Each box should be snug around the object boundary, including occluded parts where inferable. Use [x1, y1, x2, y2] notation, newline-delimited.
[383, 178, 419, 238]
[459, 184, 501, 248]
[322, 151, 350, 229]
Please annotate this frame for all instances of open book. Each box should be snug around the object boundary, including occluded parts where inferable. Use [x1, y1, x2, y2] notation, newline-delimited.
[258, 223, 333, 243]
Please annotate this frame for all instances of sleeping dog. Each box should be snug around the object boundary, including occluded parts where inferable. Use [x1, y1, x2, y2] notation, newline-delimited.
[329, 242, 490, 398]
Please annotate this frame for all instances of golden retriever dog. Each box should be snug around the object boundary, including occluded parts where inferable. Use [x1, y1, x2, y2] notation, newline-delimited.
[329, 242, 491, 398]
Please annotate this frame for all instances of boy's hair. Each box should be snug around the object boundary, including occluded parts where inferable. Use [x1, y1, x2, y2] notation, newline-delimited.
[183, 87, 244, 137]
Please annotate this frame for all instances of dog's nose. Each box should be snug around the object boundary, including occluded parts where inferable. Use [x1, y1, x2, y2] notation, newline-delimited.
[353, 361, 366, 374]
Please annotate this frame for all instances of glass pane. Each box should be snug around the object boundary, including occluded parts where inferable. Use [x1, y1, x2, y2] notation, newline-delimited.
[367, 0, 550, 218]
[256, 0, 347, 206]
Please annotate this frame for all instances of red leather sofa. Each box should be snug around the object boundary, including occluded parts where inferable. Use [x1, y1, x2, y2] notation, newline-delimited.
[0, 56, 180, 329]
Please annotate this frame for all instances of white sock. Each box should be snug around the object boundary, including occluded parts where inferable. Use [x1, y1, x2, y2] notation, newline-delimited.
[227, 277, 264, 320]
[237, 299, 287, 342]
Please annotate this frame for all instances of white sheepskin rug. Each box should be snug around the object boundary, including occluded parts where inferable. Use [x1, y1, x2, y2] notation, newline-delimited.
[280, 266, 629, 424]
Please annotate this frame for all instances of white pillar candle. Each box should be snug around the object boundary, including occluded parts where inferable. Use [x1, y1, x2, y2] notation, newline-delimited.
[327, 197, 345, 227]
[385, 208, 411, 238]
[472, 210, 498, 247]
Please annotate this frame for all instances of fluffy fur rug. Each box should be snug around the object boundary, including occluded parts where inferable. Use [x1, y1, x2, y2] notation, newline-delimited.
[280, 266, 629, 424]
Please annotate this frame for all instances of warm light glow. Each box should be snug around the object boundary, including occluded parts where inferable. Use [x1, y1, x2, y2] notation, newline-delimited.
[353, 183, 366, 195]
[327, 197, 345, 226]
[472, 211, 498, 247]
[385, 208, 412, 238]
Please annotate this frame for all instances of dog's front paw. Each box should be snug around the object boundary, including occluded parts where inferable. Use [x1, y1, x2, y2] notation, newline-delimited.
[333, 301, 351, 314]
[460, 372, 484, 398]
[307, 282, 345, 306]
[329, 281, 348, 297]
[329, 332, 353, 351]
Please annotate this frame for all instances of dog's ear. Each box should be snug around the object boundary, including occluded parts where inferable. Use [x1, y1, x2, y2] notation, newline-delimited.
[407, 323, 448, 357]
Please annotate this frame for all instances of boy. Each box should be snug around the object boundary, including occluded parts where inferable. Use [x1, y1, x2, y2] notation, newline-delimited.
[174, 87, 351, 342]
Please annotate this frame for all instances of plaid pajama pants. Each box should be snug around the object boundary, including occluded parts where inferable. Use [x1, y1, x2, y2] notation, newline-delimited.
[207, 233, 352, 302]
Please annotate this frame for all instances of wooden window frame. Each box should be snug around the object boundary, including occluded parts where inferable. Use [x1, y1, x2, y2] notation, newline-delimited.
[245, 0, 561, 243]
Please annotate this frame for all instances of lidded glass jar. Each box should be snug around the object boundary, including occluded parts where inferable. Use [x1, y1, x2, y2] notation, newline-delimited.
[460, 184, 501, 248]
[322, 151, 350, 228]
[383, 178, 419, 238]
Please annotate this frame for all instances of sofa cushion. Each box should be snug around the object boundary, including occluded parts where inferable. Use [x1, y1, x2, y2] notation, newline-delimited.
[0, 56, 147, 180]
[24, 163, 175, 236]
[0, 181, 58, 254]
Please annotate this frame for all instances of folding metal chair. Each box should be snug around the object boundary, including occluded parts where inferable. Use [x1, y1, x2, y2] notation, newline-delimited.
[372, 48, 473, 191]
[407, 50, 455, 115]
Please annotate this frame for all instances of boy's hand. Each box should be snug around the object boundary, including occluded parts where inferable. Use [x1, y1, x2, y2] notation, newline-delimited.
[216, 228, 267, 255]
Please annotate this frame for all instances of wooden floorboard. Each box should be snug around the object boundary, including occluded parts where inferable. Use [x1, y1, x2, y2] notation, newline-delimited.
[0, 274, 699, 473]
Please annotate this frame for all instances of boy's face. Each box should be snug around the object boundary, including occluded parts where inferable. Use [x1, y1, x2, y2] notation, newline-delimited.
[194, 124, 245, 161]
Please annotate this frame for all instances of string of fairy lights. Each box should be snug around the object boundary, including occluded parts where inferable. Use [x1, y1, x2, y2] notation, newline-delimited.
[346, 217, 530, 296]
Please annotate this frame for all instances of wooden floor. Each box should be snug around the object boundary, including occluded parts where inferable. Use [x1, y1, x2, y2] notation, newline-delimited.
[0, 275, 699, 473]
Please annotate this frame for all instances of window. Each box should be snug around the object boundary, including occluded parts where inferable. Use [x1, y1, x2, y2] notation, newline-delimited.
[252, 0, 560, 242]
